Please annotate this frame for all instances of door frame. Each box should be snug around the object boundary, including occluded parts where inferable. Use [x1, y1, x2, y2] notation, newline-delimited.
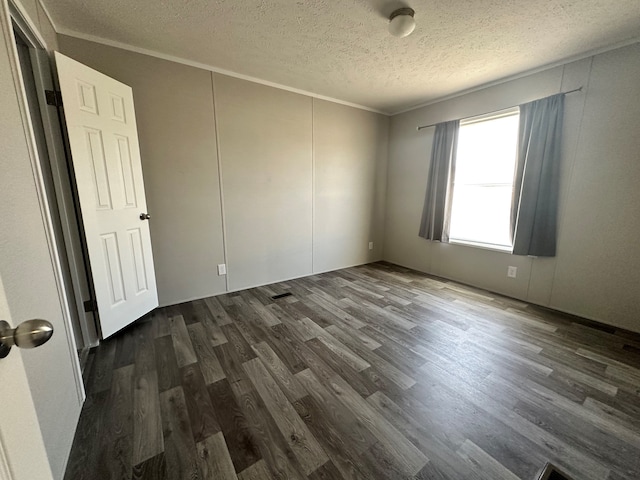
[2, 0, 84, 401]
[8, 0, 100, 353]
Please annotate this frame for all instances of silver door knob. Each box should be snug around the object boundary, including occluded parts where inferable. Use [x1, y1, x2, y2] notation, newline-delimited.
[0, 319, 54, 359]
[140, 213, 151, 220]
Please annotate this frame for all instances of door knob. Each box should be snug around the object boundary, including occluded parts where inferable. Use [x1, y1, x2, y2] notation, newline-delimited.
[140, 213, 151, 220]
[0, 319, 54, 359]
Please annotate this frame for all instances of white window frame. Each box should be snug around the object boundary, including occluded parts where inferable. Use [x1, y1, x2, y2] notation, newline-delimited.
[448, 107, 520, 253]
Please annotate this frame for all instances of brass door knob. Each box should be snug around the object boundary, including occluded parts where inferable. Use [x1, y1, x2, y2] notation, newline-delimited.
[0, 319, 54, 359]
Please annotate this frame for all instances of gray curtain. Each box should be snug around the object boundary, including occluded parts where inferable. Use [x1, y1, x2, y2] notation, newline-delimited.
[419, 120, 459, 241]
[511, 94, 564, 256]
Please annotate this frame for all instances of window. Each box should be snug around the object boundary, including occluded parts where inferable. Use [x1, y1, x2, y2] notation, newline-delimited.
[448, 108, 519, 251]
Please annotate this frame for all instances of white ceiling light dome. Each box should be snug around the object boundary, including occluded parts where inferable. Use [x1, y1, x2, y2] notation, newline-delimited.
[388, 7, 416, 38]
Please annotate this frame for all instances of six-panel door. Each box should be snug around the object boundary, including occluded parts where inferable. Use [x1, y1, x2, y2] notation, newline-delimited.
[55, 52, 158, 338]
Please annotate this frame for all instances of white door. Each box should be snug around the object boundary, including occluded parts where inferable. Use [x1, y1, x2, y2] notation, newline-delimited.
[0, 288, 54, 480]
[55, 52, 158, 338]
[1, 5, 82, 478]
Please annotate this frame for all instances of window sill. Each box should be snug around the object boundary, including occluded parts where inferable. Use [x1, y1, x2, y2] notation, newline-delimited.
[448, 239, 513, 254]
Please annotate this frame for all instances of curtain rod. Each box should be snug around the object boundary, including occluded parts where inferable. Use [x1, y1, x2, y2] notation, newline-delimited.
[416, 86, 583, 131]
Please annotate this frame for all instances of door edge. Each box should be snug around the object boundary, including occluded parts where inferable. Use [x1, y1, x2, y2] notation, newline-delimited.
[4, 0, 85, 406]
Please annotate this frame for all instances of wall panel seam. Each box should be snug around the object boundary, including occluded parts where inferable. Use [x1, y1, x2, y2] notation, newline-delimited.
[547, 56, 594, 306]
[210, 72, 229, 292]
[311, 97, 315, 273]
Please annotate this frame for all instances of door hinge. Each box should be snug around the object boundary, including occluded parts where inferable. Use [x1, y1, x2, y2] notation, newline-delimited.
[83, 299, 96, 313]
[45, 90, 63, 107]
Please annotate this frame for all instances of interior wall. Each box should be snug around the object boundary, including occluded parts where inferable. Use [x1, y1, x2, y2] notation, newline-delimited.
[548, 44, 640, 331]
[385, 43, 640, 333]
[313, 99, 388, 274]
[57, 34, 389, 305]
[214, 74, 313, 291]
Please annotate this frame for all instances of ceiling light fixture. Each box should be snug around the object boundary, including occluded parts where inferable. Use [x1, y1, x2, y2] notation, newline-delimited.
[388, 7, 416, 38]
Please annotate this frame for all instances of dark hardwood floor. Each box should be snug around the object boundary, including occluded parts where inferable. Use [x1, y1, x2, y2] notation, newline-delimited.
[64, 262, 640, 480]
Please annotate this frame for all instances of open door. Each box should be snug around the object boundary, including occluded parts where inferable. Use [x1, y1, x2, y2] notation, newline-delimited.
[1, 4, 82, 478]
[0, 286, 54, 480]
[54, 52, 158, 338]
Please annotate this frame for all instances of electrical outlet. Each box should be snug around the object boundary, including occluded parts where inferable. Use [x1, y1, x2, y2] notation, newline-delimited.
[217, 264, 226, 276]
[507, 266, 517, 278]
[369, 242, 374, 250]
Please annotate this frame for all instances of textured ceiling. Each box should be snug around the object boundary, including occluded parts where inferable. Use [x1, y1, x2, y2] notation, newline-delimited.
[42, 0, 640, 114]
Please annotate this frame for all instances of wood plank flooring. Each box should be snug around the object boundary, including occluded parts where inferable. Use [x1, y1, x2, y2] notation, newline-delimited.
[65, 262, 640, 480]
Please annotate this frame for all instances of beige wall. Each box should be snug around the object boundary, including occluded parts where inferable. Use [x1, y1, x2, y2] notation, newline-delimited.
[549, 45, 640, 331]
[385, 43, 640, 333]
[58, 35, 389, 303]
[215, 75, 313, 291]
[313, 100, 388, 273]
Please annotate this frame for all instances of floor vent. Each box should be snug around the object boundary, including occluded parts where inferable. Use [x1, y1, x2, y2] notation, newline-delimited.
[271, 292, 293, 300]
[538, 463, 574, 480]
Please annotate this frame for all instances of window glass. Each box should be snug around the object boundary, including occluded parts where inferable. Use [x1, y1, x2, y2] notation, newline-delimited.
[449, 110, 519, 249]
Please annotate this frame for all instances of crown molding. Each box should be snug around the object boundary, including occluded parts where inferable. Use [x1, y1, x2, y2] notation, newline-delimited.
[54, 27, 389, 115]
